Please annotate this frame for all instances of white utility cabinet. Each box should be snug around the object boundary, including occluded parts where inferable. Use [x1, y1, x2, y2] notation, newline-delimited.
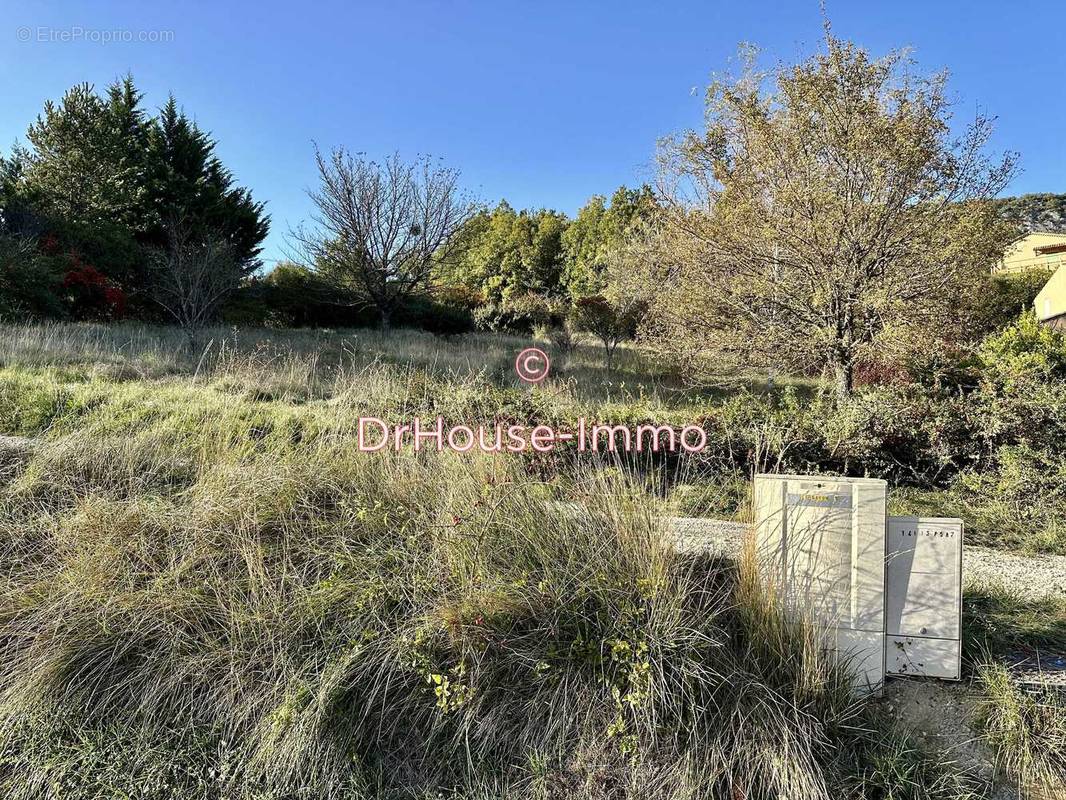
[884, 517, 963, 680]
[753, 474, 888, 692]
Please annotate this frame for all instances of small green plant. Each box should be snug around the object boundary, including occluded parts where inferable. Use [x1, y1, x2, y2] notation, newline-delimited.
[975, 662, 1066, 795]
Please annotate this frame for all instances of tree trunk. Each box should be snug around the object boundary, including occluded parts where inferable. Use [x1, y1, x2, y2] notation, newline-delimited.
[379, 307, 392, 332]
[181, 323, 198, 354]
[832, 359, 854, 401]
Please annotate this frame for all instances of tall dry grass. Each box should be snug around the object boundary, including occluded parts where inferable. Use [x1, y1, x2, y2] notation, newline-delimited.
[0, 320, 683, 404]
[975, 662, 1066, 797]
[0, 348, 981, 799]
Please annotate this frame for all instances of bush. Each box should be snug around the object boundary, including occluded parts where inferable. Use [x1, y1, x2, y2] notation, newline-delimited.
[952, 446, 1066, 553]
[393, 294, 475, 335]
[225, 264, 379, 328]
[0, 234, 65, 320]
[224, 265, 476, 334]
[967, 270, 1055, 339]
[61, 261, 126, 320]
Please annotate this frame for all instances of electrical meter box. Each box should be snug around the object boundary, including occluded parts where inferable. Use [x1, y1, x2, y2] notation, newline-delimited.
[884, 517, 963, 680]
[753, 474, 888, 692]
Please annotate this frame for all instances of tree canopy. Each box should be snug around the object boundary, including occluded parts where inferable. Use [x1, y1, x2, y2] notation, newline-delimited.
[562, 185, 658, 297]
[440, 202, 568, 307]
[0, 76, 268, 321]
[295, 148, 476, 329]
[645, 34, 1018, 397]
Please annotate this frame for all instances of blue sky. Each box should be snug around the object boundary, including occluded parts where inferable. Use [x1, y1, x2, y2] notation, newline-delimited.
[2, 1, 1064, 267]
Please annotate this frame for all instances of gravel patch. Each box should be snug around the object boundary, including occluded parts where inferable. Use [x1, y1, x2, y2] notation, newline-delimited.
[879, 679, 1015, 800]
[667, 517, 1066, 601]
[964, 545, 1066, 601]
[669, 517, 748, 558]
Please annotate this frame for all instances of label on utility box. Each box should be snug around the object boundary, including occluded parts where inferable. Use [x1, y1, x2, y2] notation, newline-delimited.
[786, 491, 852, 509]
[885, 517, 963, 680]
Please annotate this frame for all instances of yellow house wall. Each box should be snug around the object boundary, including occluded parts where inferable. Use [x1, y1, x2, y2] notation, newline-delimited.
[995, 232, 1066, 275]
[1035, 264, 1066, 323]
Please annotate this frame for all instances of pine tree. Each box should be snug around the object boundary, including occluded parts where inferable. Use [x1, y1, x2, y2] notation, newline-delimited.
[23, 76, 148, 230]
[15, 76, 268, 306]
[144, 96, 268, 271]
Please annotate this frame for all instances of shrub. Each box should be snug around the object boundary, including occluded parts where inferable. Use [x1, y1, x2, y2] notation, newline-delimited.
[224, 265, 475, 335]
[61, 261, 126, 320]
[393, 294, 475, 335]
[225, 264, 378, 329]
[968, 270, 1056, 339]
[0, 235, 65, 321]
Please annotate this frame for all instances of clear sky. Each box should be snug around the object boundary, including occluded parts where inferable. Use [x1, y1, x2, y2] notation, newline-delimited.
[2, 1, 1064, 267]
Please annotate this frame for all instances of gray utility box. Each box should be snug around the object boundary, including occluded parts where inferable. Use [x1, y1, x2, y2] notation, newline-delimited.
[885, 517, 963, 680]
[753, 474, 888, 692]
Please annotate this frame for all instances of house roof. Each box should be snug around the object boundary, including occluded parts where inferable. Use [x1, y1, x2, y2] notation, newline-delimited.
[1006, 230, 1066, 247]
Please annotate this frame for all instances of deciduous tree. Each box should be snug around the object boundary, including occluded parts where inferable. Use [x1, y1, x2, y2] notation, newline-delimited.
[149, 219, 247, 344]
[562, 185, 658, 297]
[296, 148, 476, 330]
[437, 202, 568, 323]
[649, 33, 1017, 398]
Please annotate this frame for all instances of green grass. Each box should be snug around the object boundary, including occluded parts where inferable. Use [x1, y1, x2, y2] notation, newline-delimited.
[891, 487, 1066, 555]
[0, 320, 699, 403]
[961, 584, 1066, 796]
[974, 663, 1066, 796]
[3, 321, 1062, 553]
[963, 583, 1066, 661]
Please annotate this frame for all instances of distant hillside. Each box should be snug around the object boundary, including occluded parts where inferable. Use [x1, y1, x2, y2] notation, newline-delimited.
[992, 192, 1066, 232]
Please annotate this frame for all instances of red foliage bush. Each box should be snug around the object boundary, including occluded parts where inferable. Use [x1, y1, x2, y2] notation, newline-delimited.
[62, 258, 126, 320]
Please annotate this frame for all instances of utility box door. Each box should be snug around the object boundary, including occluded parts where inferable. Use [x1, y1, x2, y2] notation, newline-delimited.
[753, 474, 888, 693]
[885, 517, 963, 680]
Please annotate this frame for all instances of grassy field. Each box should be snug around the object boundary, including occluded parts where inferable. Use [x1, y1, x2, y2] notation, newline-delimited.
[0, 320, 1061, 554]
[0, 321, 1062, 798]
[0, 321, 992, 799]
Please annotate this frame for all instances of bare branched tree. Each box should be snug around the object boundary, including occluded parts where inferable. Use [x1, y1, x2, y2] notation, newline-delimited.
[151, 219, 247, 345]
[647, 33, 1018, 399]
[292, 148, 476, 330]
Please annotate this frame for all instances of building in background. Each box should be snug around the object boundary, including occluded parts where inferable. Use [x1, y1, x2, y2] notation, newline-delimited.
[994, 231, 1066, 275]
[1035, 262, 1066, 329]
[992, 231, 1066, 329]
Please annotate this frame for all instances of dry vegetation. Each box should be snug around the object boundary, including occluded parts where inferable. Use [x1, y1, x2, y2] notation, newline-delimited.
[0, 322, 1001, 799]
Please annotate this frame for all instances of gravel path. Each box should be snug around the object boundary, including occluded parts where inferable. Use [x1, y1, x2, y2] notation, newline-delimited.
[964, 545, 1066, 600]
[668, 517, 1066, 601]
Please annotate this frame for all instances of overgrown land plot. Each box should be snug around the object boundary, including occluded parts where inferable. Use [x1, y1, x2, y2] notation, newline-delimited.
[0, 318, 1061, 799]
